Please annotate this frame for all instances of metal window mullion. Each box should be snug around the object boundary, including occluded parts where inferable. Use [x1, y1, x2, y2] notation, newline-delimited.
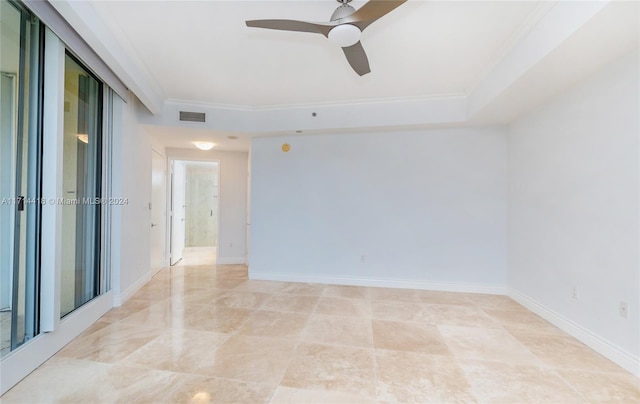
[100, 89, 114, 295]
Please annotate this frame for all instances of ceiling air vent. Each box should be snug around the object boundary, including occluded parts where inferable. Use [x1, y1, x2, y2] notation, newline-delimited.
[179, 111, 206, 123]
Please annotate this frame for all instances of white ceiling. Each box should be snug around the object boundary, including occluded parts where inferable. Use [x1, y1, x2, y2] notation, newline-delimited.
[59, 0, 638, 152]
[92, 0, 542, 107]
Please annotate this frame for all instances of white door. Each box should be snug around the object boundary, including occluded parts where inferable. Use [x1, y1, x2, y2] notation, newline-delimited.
[246, 153, 251, 266]
[170, 160, 186, 265]
[150, 150, 166, 275]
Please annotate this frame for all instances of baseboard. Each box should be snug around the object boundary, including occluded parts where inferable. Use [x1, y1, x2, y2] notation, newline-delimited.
[508, 288, 640, 376]
[217, 257, 247, 265]
[249, 271, 505, 295]
[112, 271, 152, 307]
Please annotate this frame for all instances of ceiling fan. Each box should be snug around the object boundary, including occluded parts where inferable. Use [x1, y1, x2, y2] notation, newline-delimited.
[246, 0, 407, 76]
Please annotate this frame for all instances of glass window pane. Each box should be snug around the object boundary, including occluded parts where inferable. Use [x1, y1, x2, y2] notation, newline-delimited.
[60, 54, 102, 318]
[1, 0, 42, 357]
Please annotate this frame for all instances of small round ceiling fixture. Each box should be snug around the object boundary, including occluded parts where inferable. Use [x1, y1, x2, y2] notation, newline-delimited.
[328, 24, 361, 48]
[194, 142, 215, 151]
[227, 135, 239, 140]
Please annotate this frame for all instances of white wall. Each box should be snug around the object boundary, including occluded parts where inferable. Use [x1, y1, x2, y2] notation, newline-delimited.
[111, 94, 153, 305]
[508, 50, 639, 370]
[166, 148, 248, 264]
[250, 128, 508, 292]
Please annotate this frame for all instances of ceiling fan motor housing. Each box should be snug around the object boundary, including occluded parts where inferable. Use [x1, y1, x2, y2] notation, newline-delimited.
[331, 4, 357, 21]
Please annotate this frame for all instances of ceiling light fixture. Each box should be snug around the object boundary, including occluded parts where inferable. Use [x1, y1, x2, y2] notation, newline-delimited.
[327, 24, 361, 48]
[227, 135, 239, 140]
[194, 142, 215, 151]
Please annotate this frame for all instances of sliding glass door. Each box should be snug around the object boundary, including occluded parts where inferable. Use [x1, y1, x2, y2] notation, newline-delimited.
[0, 0, 43, 358]
[60, 54, 103, 318]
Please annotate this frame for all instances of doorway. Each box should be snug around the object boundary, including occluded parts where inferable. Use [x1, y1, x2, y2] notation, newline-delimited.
[170, 160, 219, 266]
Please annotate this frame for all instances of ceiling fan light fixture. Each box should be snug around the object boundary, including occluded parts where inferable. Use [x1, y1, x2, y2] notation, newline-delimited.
[328, 24, 361, 48]
[194, 142, 215, 151]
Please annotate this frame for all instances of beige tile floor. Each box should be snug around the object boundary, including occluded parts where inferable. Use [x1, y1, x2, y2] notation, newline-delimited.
[2, 264, 639, 403]
[179, 247, 217, 266]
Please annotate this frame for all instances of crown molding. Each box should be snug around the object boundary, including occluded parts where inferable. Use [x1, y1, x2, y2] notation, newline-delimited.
[467, 0, 611, 119]
[48, 0, 164, 114]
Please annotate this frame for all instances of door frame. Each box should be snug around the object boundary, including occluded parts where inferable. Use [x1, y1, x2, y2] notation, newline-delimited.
[150, 148, 167, 274]
[167, 157, 220, 265]
[169, 160, 185, 265]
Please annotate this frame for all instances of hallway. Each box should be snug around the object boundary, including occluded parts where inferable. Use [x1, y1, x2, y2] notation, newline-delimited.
[176, 247, 217, 267]
[2, 264, 637, 402]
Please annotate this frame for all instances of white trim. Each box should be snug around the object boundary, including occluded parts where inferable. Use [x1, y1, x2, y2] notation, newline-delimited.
[112, 272, 151, 307]
[217, 257, 247, 265]
[165, 92, 468, 113]
[150, 148, 167, 274]
[467, 0, 609, 118]
[249, 271, 505, 295]
[0, 291, 113, 395]
[508, 288, 640, 377]
[39, 28, 66, 333]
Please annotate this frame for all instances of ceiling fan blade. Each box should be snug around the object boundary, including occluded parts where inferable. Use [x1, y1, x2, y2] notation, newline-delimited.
[342, 41, 371, 76]
[246, 19, 335, 37]
[343, 0, 407, 31]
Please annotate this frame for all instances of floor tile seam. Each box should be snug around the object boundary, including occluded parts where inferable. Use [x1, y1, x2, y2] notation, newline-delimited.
[273, 328, 308, 388]
[311, 312, 373, 319]
[298, 310, 376, 350]
[166, 299, 219, 311]
[448, 351, 548, 368]
[54, 353, 127, 367]
[535, 361, 635, 376]
[297, 295, 324, 332]
[278, 291, 325, 298]
[545, 366, 599, 402]
[93, 320, 167, 334]
[374, 299, 478, 307]
[115, 363, 281, 391]
[277, 337, 378, 392]
[454, 364, 499, 404]
[460, 340, 545, 366]
[370, 316, 381, 403]
[44, 355, 116, 370]
[169, 323, 244, 336]
[254, 306, 317, 315]
[301, 336, 375, 350]
[458, 357, 596, 402]
[370, 315, 505, 328]
[295, 339, 377, 353]
[242, 308, 313, 321]
[567, 367, 640, 378]
[471, 304, 530, 312]
[372, 347, 466, 360]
